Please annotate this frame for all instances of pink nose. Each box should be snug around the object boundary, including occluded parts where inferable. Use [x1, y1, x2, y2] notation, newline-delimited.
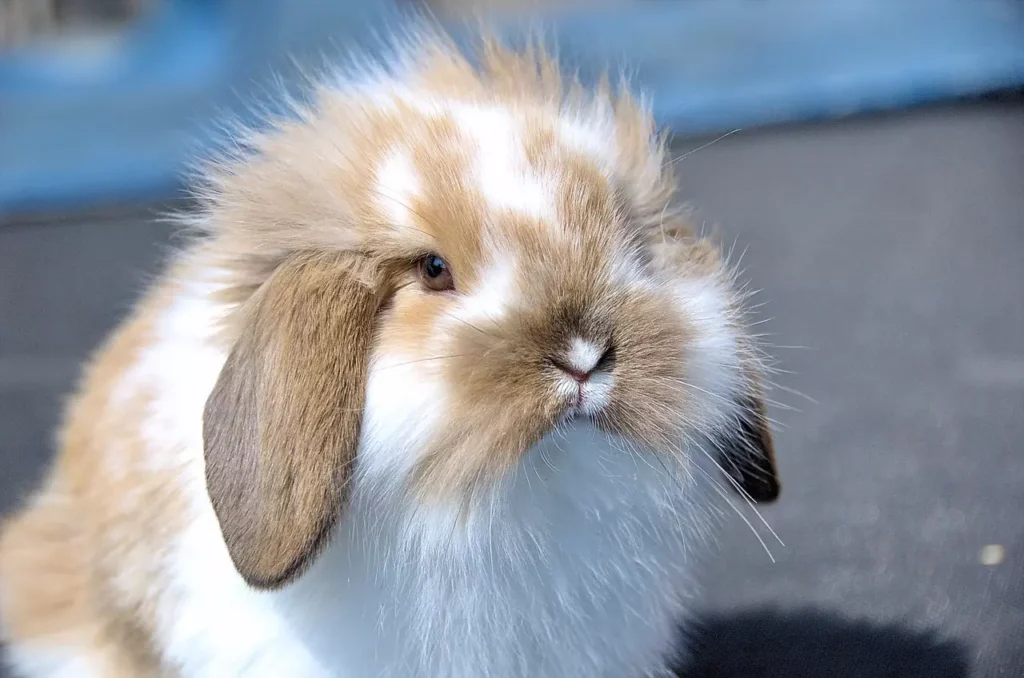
[552, 359, 592, 383]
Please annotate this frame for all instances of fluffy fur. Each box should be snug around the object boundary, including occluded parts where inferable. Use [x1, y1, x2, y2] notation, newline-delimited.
[0, 26, 778, 678]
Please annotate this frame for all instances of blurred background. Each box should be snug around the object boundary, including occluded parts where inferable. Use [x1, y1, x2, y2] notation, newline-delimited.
[1, 1, 1022, 676]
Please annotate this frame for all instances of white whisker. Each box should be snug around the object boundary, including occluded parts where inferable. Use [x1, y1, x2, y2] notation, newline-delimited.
[669, 128, 742, 166]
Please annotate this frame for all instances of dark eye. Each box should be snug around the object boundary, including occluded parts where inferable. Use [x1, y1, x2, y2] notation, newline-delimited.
[417, 254, 454, 292]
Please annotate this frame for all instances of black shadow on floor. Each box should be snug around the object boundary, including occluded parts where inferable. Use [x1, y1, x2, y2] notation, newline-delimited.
[675, 607, 971, 678]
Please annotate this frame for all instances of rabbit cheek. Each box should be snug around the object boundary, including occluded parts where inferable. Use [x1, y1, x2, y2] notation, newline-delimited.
[356, 298, 452, 487]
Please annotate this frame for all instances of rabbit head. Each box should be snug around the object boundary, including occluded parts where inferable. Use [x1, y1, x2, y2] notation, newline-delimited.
[197, 31, 780, 591]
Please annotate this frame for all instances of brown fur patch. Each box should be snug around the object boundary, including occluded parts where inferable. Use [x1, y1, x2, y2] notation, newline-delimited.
[406, 112, 486, 284]
[0, 487, 162, 676]
[0, 282, 178, 674]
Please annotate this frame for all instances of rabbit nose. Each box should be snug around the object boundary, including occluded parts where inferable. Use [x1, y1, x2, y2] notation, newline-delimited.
[550, 358, 592, 383]
[550, 337, 615, 382]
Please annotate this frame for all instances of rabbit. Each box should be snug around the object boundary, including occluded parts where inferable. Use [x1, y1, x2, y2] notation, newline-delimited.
[0, 25, 780, 678]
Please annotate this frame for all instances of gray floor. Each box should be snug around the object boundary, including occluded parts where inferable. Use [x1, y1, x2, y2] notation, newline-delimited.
[1, 99, 1022, 677]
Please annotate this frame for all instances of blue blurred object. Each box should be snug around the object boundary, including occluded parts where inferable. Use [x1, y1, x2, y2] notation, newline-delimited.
[2, 0, 1024, 215]
[0, 0, 403, 215]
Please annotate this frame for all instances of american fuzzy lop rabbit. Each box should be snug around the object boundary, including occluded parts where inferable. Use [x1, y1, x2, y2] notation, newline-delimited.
[0, 25, 780, 678]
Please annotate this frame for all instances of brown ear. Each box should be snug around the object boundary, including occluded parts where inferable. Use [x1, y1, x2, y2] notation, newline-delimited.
[716, 390, 781, 504]
[203, 252, 380, 589]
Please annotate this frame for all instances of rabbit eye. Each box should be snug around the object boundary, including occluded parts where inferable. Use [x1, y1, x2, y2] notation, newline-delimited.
[417, 254, 454, 292]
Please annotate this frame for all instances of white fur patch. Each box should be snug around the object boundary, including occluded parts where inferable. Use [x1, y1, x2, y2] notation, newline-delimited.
[446, 255, 517, 327]
[557, 116, 616, 170]
[359, 351, 447, 479]
[375, 150, 422, 229]
[567, 337, 603, 374]
[610, 247, 661, 293]
[556, 338, 615, 418]
[163, 517, 328, 677]
[275, 421, 705, 678]
[578, 372, 614, 418]
[4, 643, 107, 678]
[452, 104, 556, 223]
[671, 276, 744, 428]
[121, 285, 226, 473]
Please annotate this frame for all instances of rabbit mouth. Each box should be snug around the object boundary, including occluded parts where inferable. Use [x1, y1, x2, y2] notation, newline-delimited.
[559, 372, 615, 422]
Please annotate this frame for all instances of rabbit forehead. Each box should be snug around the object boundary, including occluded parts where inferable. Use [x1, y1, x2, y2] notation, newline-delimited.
[371, 101, 629, 282]
[372, 100, 615, 221]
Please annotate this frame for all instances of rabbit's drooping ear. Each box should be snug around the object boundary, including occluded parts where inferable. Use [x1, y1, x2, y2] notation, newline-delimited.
[203, 252, 380, 589]
[715, 389, 781, 504]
